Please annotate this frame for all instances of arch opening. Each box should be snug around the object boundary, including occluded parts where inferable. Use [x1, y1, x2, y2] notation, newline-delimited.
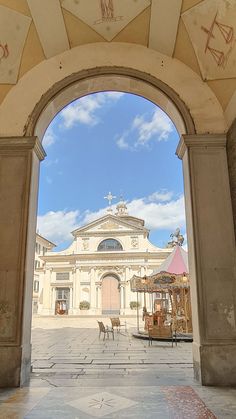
[28, 68, 195, 141]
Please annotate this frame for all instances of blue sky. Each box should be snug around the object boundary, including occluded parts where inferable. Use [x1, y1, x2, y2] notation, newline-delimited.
[37, 92, 186, 250]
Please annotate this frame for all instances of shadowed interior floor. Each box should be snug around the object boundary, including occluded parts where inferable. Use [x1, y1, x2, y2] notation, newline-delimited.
[0, 318, 235, 418]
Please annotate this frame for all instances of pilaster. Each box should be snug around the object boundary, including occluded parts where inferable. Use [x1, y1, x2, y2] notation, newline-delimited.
[177, 134, 236, 385]
[0, 136, 45, 386]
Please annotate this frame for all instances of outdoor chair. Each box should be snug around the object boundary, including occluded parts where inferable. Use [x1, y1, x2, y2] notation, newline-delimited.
[110, 317, 127, 333]
[97, 321, 114, 340]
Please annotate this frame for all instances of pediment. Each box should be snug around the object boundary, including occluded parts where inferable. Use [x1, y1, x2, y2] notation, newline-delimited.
[72, 215, 147, 236]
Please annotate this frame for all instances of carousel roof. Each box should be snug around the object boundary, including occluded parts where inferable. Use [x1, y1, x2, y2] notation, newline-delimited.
[152, 245, 188, 275]
[130, 244, 189, 292]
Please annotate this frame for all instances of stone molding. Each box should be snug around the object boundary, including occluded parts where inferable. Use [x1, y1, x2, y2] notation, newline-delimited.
[176, 134, 226, 159]
[0, 136, 46, 161]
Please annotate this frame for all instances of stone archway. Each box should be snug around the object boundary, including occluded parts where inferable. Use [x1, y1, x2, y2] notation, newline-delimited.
[102, 274, 120, 315]
[0, 44, 235, 387]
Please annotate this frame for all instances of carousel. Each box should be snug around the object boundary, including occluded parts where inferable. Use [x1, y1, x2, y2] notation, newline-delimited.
[130, 229, 192, 341]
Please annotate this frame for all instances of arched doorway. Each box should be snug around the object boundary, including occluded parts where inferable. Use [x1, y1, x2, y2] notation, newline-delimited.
[0, 44, 235, 387]
[102, 274, 120, 315]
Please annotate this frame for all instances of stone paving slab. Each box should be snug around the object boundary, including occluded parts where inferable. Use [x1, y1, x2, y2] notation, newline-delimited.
[13, 319, 232, 417]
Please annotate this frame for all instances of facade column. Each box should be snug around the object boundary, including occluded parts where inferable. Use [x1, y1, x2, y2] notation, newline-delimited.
[74, 267, 81, 310]
[177, 134, 236, 386]
[42, 268, 52, 314]
[72, 268, 76, 311]
[120, 286, 124, 309]
[69, 287, 73, 313]
[125, 266, 131, 309]
[51, 287, 56, 313]
[90, 267, 96, 312]
[97, 284, 102, 311]
[0, 136, 45, 387]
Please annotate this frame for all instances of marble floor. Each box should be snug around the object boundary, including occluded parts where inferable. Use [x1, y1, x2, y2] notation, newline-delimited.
[0, 316, 236, 418]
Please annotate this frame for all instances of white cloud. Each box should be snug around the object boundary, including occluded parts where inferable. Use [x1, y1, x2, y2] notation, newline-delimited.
[133, 108, 174, 145]
[60, 91, 124, 129]
[42, 126, 57, 148]
[37, 210, 79, 244]
[116, 108, 175, 150]
[80, 192, 185, 233]
[148, 190, 174, 202]
[82, 207, 110, 225]
[116, 135, 129, 150]
[127, 196, 185, 231]
[37, 191, 185, 246]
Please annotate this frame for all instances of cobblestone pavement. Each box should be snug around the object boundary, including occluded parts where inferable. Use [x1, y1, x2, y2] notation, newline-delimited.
[0, 317, 236, 418]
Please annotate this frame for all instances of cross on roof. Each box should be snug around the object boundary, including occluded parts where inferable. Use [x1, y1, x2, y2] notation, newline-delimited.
[104, 191, 117, 206]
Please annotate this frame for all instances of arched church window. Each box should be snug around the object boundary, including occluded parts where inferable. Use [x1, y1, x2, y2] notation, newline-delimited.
[98, 239, 123, 251]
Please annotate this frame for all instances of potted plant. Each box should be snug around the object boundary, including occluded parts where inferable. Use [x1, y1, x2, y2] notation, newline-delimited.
[79, 300, 90, 310]
[130, 301, 141, 310]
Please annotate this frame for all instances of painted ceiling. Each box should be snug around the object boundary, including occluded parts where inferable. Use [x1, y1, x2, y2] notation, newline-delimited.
[0, 0, 236, 113]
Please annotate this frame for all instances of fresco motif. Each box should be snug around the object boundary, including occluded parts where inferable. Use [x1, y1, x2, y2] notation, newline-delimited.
[61, 0, 150, 41]
[182, 0, 236, 80]
[0, 6, 31, 84]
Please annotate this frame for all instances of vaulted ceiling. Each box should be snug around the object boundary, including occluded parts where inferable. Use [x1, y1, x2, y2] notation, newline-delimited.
[0, 0, 236, 118]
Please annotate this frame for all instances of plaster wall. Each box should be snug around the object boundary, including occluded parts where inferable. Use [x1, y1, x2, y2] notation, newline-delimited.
[227, 120, 236, 238]
[0, 44, 226, 138]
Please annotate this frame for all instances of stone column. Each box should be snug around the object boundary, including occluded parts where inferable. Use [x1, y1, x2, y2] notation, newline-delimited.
[69, 287, 73, 313]
[42, 268, 52, 314]
[72, 268, 76, 310]
[51, 287, 56, 312]
[177, 134, 236, 386]
[97, 284, 102, 312]
[75, 267, 81, 310]
[90, 268, 95, 312]
[120, 286, 124, 309]
[0, 136, 45, 387]
[125, 266, 131, 309]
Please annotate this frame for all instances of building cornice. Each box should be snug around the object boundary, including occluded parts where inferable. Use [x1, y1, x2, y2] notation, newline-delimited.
[41, 249, 172, 263]
[76, 230, 148, 237]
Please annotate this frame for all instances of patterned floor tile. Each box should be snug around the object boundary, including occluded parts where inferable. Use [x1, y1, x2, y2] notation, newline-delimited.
[67, 391, 137, 417]
[162, 386, 216, 418]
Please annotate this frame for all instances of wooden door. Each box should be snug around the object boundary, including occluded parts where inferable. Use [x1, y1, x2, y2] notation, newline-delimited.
[102, 275, 120, 314]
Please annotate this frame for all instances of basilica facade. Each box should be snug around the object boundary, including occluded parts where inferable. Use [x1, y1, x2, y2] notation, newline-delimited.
[36, 202, 172, 316]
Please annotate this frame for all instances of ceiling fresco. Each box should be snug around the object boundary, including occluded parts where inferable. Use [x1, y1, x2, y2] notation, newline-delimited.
[0, 5, 31, 83]
[0, 0, 235, 119]
[182, 0, 236, 80]
[61, 0, 151, 41]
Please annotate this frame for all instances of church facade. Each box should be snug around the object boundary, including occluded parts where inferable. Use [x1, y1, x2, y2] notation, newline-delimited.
[36, 202, 172, 316]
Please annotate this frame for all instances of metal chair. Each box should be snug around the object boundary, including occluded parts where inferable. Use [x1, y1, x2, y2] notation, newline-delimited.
[97, 321, 114, 340]
[110, 317, 127, 333]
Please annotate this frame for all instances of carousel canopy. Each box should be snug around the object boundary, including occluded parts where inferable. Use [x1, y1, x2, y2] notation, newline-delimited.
[152, 245, 188, 276]
[130, 245, 189, 292]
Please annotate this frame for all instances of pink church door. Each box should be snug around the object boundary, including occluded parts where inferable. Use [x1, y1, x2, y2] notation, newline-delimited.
[102, 275, 120, 315]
